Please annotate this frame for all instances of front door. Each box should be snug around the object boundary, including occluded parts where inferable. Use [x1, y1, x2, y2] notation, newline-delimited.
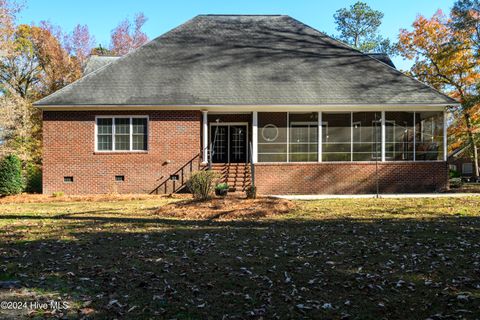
[210, 124, 247, 163]
[230, 125, 247, 163]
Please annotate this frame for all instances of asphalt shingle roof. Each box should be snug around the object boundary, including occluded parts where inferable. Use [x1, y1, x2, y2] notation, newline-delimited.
[83, 56, 119, 75]
[35, 15, 457, 107]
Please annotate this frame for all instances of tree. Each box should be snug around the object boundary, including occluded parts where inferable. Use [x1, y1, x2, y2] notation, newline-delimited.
[32, 21, 82, 96]
[1, 23, 81, 99]
[0, 0, 22, 56]
[90, 44, 113, 56]
[0, 2, 81, 166]
[0, 154, 24, 195]
[452, 0, 480, 54]
[110, 12, 148, 55]
[333, 1, 395, 54]
[64, 24, 95, 67]
[398, 10, 480, 177]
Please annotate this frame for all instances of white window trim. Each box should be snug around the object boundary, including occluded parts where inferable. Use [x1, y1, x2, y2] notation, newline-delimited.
[94, 115, 149, 152]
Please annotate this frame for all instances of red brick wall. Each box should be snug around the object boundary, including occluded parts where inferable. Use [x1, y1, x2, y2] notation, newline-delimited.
[42, 110, 448, 195]
[42, 110, 201, 194]
[255, 162, 448, 194]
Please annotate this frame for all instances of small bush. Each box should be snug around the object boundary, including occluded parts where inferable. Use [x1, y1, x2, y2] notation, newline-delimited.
[52, 191, 64, 197]
[215, 182, 229, 191]
[25, 164, 42, 193]
[0, 154, 24, 196]
[246, 185, 257, 199]
[187, 170, 219, 200]
[449, 178, 463, 189]
[449, 169, 461, 178]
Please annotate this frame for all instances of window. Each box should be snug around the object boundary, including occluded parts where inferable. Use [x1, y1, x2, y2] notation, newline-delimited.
[64, 176, 74, 183]
[115, 175, 125, 182]
[463, 163, 473, 175]
[96, 116, 148, 151]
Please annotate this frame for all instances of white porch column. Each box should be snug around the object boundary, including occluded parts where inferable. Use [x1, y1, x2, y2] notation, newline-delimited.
[443, 110, 448, 161]
[202, 110, 208, 163]
[381, 111, 386, 162]
[318, 111, 322, 162]
[252, 111, 258, 163]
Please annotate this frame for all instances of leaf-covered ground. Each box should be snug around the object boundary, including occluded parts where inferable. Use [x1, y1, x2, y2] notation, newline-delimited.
[0, 195, 480, 319]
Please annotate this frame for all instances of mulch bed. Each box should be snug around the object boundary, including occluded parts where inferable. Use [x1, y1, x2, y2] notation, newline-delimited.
[154, 196, 296, 220]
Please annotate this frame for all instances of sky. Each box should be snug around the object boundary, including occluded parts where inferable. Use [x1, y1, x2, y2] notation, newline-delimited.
[17, 0, 456, 70]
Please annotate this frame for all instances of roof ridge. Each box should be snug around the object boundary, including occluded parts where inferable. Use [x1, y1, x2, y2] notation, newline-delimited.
[199, 14, 285, 16]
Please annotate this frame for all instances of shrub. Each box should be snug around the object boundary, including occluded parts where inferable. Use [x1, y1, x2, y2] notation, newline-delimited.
[187, 170, 219, 200]
[246, 185, 257, 199]
[25, 164, 42, 193]
[449, 169, 461, 178]
[52, 191, 64, 197]
[0, 154, 24, 196]
[449, 178, 463, 189]
[215, 182, 229, 191]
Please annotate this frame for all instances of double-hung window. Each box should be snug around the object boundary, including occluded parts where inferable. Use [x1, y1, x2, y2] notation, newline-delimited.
[96, 116, 148, 152]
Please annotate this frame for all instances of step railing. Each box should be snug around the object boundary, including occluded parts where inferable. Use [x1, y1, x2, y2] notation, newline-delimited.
[249, 141, 255, 191]
[150, 153, 203, 194]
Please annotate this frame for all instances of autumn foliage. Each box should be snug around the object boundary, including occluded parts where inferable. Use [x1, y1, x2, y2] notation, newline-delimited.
[110, 12, 149, 55]
[398, 9, 480, 176]
[0, 0, 149, 167]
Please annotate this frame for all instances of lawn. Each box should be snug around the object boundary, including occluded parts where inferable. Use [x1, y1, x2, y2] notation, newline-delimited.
[0, 195, 480, 319]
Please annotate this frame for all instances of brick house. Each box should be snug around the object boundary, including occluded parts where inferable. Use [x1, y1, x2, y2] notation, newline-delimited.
[448, 145, 479, 181]
[34, 15, 458, 195]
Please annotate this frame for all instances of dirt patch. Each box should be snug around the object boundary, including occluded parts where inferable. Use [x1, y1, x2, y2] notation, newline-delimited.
[154, 196, 296, 220]
[0, 193, 187, 204]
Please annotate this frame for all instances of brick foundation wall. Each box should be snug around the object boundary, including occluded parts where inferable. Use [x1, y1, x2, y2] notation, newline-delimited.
[255, 162, 448, 194]
[42, 110, 201, 194]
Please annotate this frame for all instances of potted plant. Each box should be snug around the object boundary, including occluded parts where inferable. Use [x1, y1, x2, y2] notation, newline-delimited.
[246, 185, 257, 199]
[215, 182, 229, 197]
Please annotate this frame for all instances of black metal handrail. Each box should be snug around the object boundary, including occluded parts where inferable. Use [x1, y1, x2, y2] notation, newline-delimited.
[150, 153, 201, 194]
[249, 141, 255, 190]
[150, 144, 215, 194]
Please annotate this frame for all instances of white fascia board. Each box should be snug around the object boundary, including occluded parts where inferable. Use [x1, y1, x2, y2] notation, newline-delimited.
[37, 104, 454, 112]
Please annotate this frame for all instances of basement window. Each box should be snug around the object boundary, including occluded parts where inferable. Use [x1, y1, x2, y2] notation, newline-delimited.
[64, 176, 74, 183]
[115, 175, 125, 182]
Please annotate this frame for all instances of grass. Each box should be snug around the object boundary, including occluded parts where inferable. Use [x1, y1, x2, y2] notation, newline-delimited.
[0, 195, 480, 319]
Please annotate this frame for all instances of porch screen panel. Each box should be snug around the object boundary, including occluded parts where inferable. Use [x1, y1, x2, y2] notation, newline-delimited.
[289, 113, 318, 162]
[385, 112, 414, 160]
[258, 112, 287, 162]
[352, 112, 381, 161]
[322, 113, 351, 161]
[415, 111, 443, 160]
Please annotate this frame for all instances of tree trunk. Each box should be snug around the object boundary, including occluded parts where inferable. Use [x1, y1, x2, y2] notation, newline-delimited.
[464, 112, 479, 178]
